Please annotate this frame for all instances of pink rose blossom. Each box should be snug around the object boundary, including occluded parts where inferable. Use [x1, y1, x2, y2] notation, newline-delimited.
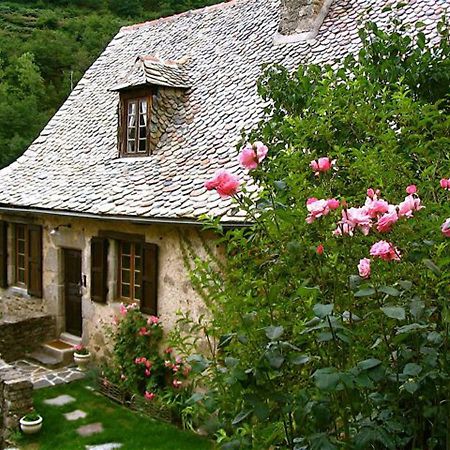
[442, 218, 450, 237]
[164, 360, 173, 368]
[310, 157, 335, 175]
[164, 347, 173, 354]
[172, 379, 182, 389]
[145, 360, 152, 369]
[306, 199, 330, 224]
[119, 303, 127, 316]
[358, 258, 371, 279]
[138, 327, 148, 336]
[145, 369, 151, 377]
[204, 170, 240, 197]
[406, 185, 417, 195]
[397, 194, 424, 218]
[238, 142, 268, 170]
[364, 197, 390, 218]
[147, 315, 159, 325]
[144, 391, 156, 401]
[370, 240, 401, 261]
[316, 244, 324, 255]
[376, 208, 399, 233]
[254, 141, 268, 162]
[440, 178, 450, 190]
[333, 222, 354, 237]
[367, 188, 375, 199]
[343, 207, 372, 235]
[327, 199, 340, 210]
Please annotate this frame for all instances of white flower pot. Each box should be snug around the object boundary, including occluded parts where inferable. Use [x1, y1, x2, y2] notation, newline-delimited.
[74, 352, 91, 371]
[20, 415, 43, 434]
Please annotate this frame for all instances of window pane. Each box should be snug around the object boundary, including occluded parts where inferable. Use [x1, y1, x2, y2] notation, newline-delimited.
[134, 255, 141, 271]
[122, 242, 131, 255]
[127, 140, 136, 153]
[121, 269, 130, 284]
[138, 139, 146, 152]
[134, 286, 141, 300]
[18, 255, 25, 270]
[140, 99, 147, 115]
[128, 101, 137, 116]
[18, 239, 25, 254]
[121, 283, 130, 299]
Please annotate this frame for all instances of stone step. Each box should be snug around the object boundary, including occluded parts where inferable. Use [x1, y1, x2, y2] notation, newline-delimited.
[42, 340, 75, 366]
[60, 332, 82, 347]
[28, 350, 62, 369]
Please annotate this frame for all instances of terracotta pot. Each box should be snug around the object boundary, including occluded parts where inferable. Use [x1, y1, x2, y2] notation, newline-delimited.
[20, 415, 43, 434]
[74, 352, 91, 371]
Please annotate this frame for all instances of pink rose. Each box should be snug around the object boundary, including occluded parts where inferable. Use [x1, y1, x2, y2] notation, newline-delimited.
[238, 142, 268, 170]
[147, 315, 159, 325]
[144, 391, 156, 401]
[145, 369, 151, 377]
[406, 185, 417, 195]
[397, 194, 424, 218]
[238, 145, 258, 170]
[172, 379, 182, 389]
[204, 170, 240, 197]
[376, 208, 399, 233]
[254, 141, 268, 162]
[441, 218, 450, 237]
[370, 240, 401, 261]
[306, 199, 330, 224]
[119, 304, 127, 316]
[440, 178, 450, 190]
[364, 197, 390, 218]
[327, 199, 340, 210]
[358, 258, 371, 279]
[316, 244, 324, 255]
[138, 327, 148, 336]
[310, 157, 335, 175]
[366, 188, 375, 199]
[164, 347, 173, 354]
[343, 207, 372, 235]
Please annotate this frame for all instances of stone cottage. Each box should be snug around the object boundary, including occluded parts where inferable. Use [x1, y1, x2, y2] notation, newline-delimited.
[0, 0, 443, 358]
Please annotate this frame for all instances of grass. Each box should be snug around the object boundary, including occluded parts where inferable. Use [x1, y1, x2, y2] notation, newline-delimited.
[14, 380, 213, 450]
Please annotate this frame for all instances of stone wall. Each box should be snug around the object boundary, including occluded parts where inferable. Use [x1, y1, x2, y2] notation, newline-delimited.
[0, 314, 56, 362]
[0, 359, 33, 448]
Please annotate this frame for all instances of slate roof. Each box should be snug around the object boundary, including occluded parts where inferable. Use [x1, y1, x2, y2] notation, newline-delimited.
[0, 0, 446, 223]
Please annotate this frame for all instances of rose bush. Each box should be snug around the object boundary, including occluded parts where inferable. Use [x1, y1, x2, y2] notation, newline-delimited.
[180, 15, 450, 450]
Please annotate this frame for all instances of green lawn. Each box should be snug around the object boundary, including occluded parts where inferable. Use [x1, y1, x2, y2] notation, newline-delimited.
[14, 380, 213, 450]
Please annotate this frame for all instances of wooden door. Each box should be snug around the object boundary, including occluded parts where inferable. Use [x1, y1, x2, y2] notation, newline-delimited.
[64, 249, 82, 336]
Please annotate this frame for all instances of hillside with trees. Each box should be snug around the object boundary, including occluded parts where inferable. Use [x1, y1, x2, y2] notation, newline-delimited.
[0, 0, 222, 167]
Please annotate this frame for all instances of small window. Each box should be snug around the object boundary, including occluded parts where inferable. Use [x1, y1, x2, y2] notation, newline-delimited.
[119, 89, 153, 157]
[118, 241, 142, 301]
[13, 223, 42, 296]
[15, 224, 28, 286]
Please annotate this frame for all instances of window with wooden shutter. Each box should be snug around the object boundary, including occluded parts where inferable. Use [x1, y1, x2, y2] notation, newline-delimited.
[27, 225, 42, 297]
[0, 221, 8, 288]
[141, 243, 158, 315]
[91, 237, 108, 303]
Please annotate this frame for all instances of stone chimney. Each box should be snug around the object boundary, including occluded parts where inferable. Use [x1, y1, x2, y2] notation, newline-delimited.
[276, 0, 333, 43]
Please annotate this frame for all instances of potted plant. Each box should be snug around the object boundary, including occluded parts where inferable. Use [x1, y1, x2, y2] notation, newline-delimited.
[73, 344, 91, 371]
[20, 411, 43, 434]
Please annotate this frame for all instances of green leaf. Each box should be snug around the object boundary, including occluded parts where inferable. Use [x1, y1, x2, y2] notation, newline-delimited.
[265, 325, 284, 340]
[224, 357, 239, 368]
[187, 392, 204, 404]
[378, 286, 400, 297]
[274, 180, 287, 191]
[403, 363, 422, 376]
[398, 280, 413, 290]
[381, 306, 405, 320]
[232, 409, 252, 425]
[354, 288, 376, 297]
[290, 354, 310, 365]
[423, 258, 442, 276]
[297, 286, 320, 299]
[265, 351, 285, 369]
[358, 358, 382, 370]
[313, 303, 333, 318]
[313, 368, 340, 390]
[403, 381, 419, 394]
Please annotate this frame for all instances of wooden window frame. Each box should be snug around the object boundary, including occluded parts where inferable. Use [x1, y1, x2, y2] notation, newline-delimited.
[15, 223, 28, 287]
[118, 241, 143, 302]
[119, 88, 153, 157]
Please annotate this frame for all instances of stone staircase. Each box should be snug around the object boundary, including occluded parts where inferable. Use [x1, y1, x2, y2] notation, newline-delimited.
[28, 333, 81, 368]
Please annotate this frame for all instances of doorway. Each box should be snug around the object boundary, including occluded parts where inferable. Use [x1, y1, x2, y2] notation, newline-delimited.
[64, 249, 82, 337]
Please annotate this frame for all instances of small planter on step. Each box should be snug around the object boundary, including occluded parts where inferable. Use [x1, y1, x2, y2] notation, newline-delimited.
[20, 412, 43, 434]
[73, 344, 90, 371]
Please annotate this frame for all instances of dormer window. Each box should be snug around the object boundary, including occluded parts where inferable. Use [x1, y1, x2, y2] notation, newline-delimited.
[119, 88, 153, 157]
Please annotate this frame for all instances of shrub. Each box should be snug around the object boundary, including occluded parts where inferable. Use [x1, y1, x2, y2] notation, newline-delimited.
[181, 15, 450, 449]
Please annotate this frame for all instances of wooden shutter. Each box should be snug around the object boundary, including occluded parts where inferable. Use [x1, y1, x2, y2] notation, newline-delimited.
[141, 243, 158, 315]
[0, 221, 7, 288]
[27, 225, 42, 297]
[91, 237, 108, 303]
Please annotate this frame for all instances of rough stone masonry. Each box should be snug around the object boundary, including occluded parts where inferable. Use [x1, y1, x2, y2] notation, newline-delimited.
[0, 359, 33, 448]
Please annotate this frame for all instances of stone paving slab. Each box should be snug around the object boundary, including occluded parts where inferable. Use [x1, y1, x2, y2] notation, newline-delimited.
[11, 359, 85, 388]
[86, 444, 123, 450]
[64, 409, 88, 421]
[77, 422, 104, 437]
[44, 394, 76, 406]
